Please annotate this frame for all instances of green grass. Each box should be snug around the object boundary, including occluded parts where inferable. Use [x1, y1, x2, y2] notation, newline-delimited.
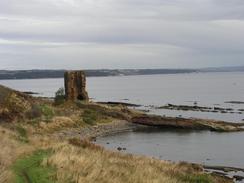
[13, 150, 55, 183]
[82, 109, 98, 125]
[82, 109, 113, 125]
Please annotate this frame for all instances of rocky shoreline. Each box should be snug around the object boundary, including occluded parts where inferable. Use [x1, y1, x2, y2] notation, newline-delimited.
[53, 112, 244, 141]
[204, 166, 244, 182]
[131, 115, 244, 132]
[156, 104, 244, 115]
[53, 120, 140, 140]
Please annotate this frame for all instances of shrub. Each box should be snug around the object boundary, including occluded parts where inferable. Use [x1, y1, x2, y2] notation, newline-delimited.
[54, 87, 65, 105]
[26, 104, 42, 119]
[40, 104, 54, 120]
[25, 104, 54, 123]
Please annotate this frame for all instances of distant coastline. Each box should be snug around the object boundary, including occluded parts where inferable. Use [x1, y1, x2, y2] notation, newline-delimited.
[0, 66, 244, 80]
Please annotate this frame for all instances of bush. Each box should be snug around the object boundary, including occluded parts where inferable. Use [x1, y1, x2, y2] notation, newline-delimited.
[54, 87, 65, 105]
[26, 104, 42, 119]
[40, 104, 54, 120]
[26, 104, 55, 124]
[25, 104, 55, 125]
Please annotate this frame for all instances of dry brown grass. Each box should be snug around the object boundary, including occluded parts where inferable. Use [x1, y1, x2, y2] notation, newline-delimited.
[0, 126, 35, 183]
[37, 116, 77, 133]
[0, 85, 34, 121]
[24, 101, 134, 134]
[46, 139, 231, 183]
[0, 124, 232, 183]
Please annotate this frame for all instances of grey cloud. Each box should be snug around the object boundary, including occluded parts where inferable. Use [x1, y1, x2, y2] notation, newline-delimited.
[0, 0, 244, 69]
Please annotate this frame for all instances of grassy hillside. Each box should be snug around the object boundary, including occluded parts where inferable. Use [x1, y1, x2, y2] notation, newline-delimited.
[0, 85, 233, 183]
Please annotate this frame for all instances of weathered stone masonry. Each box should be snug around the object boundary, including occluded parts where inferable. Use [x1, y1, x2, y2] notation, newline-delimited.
[64, 71, 89, 101]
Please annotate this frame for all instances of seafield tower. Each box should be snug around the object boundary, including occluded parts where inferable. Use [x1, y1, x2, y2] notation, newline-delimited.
[64, 71, 89, 101]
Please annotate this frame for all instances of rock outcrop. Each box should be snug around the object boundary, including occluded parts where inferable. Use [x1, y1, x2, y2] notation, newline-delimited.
[64, 71, 89, 101]
[131, 115, 244, 132]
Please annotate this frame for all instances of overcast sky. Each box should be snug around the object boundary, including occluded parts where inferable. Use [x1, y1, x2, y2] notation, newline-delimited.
[0, 0, 244, 70]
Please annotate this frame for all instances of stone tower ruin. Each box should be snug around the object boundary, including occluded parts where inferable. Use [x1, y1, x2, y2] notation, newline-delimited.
[64, 71, 89, 101]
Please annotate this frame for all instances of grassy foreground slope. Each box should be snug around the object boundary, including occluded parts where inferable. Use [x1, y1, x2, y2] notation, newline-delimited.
[0, 85, 232, 183]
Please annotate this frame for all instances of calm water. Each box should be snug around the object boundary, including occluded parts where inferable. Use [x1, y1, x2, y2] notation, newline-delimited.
[1, 72, 244, 170]
[96, 128, 244, 168]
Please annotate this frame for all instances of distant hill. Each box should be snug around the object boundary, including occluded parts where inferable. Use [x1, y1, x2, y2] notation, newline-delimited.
[0, 69, 197, 80]
[0, 66, 243, 80]
[200, 66, 244, 72]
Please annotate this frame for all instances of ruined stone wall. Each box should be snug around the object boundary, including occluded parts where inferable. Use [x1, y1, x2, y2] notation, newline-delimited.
[64, 71, 89, 101]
